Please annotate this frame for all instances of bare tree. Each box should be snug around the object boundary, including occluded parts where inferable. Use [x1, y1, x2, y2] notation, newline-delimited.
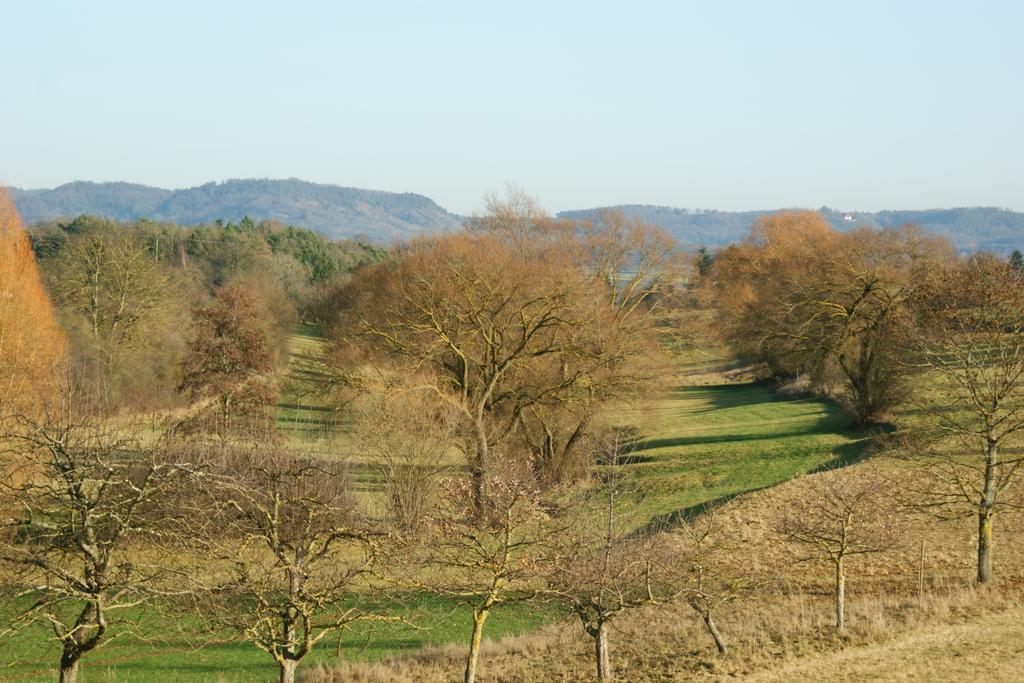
[423, 471, 557, 683]
[0, 386, 194, 683]
[545, 433, 675, 681]
[903, 254, 1024, 583]
[669, 509, 763, 655]
[779, 468, 901, 630]
[195, 443, 394, 683]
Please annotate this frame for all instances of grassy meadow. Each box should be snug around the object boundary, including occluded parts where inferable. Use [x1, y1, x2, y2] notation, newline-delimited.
[0, 328, 880, 681]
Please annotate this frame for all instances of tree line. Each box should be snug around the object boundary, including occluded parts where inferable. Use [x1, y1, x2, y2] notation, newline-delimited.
[23, 212, 382, 409]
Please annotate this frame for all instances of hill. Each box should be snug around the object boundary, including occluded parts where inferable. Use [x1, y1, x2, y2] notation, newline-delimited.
[558, 205, 1024, 253]
[13, 179, 463, 242]
[16, 180, 1024, 251]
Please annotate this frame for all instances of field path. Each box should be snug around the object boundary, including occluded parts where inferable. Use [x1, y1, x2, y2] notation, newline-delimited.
[747, 607, 1024, 682]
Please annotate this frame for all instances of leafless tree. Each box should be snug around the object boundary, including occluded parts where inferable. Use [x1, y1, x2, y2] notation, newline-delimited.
[668, 509, 763, 655]
[780, 468, 902, 630]
[353, 380, 458, 530]
[194, 443, 395, 683]
[0, 385, 196, 683]
[422, 471, 558, 683]
[545, 432, 676, 681]
[902, 254, 1024, 583]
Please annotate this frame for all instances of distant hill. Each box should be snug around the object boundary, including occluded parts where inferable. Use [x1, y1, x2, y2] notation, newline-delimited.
[558, 205, 1024, 254]
[15, 180, 1024, 251]
[13, 179, 463, 242]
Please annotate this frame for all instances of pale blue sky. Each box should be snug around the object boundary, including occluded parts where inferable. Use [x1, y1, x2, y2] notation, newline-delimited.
[1, 1, 1021, 214]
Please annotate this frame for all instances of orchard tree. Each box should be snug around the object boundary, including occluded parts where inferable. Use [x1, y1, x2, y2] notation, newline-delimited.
[780, 468, 901, 629]
[0, 387, 195, 683]
[545, 433, 676, 681]
[424, 472, 558, 683]
[669, 509, 763, 655]
[195, 443, 393, 683]
[904, 254, 1024, 584]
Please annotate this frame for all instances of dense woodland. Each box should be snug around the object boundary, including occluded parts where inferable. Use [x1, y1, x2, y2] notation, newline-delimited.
[3, 187, 1024, 682]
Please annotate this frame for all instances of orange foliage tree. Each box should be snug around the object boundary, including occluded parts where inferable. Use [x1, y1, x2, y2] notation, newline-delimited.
[0, 189, 64, 417]
[709, 211, 949, 424]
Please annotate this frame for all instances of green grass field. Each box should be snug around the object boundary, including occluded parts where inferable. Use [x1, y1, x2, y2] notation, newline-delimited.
[0, 596, 556, 682]
[610, 381, 868, 534]
[0, 329, 870, 681]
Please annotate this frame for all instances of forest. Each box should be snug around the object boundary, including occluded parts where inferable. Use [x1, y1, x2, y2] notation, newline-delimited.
[3, 187, 1024, 683]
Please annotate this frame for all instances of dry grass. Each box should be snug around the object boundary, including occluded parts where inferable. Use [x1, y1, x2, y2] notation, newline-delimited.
[304, 461, 1024, 682]
[748, 605, 1024, 682]
[304, 587, 1023, 682]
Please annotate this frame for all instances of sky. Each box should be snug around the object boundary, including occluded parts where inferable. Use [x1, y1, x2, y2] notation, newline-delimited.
[1, 0, 1021, 215]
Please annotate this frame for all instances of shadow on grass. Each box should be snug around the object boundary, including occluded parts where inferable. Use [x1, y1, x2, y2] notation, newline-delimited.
[278, 402, 336, 413]
[686, 380, 777, 413]
[627, 425, 879, 539]
[627, 426, 832, 452]
[294, 323, 327, 339]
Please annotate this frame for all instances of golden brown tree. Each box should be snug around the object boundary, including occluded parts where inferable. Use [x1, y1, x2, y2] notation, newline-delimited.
[710, 212, 949, 424]
[328, 194, 672, 499]
[0, 189, 64, 416]
[178, 284, 278, 439]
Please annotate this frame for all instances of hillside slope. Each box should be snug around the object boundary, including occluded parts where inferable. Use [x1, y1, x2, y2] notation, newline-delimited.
[13, 179, 463, 242]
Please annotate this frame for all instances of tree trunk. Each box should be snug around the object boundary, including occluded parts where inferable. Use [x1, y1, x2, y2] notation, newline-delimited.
[464, 608, 489, 683]
[701, 609, 727, 655]
[978, 440, 997, 584]
[593, 620, 612, 681]
[471, 424, 488, 513]
[835, 557, 846, 630]
[978, 506, 994, 584]
[279, 658, 298, 683]
[58, 654, 79, 683]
